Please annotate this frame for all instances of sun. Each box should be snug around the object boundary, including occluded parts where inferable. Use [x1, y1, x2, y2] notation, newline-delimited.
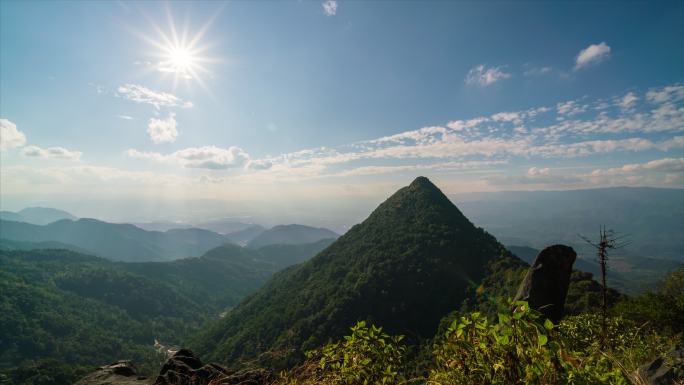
[159, 44, 200, 77]
[136, 7, 221, 90]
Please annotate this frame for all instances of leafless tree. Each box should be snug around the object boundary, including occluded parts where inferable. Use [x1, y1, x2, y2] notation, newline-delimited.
[581, 226, 629, 348]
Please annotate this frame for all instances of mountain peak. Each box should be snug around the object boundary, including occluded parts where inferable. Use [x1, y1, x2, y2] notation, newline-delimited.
[193, 178, 505, 367]
[409, 175, 435, 189]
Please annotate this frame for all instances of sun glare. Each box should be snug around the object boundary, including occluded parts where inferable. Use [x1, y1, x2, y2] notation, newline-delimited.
[136, 7, 222, 90]
[161, 45, 198, 76]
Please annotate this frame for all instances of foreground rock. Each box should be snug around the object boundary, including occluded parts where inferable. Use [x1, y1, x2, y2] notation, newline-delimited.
[513, 244, 577, 322]
[155, 349, 274, 385]
[637, 346, 684, 385]
[75, 360, 150, 385]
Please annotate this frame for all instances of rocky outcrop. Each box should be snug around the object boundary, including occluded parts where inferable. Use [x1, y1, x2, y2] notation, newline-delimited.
[513, 244, 577, 322]
[637, 346, 684, 385]
[75, 360, 150, 385]
[154, 349, 274, 385]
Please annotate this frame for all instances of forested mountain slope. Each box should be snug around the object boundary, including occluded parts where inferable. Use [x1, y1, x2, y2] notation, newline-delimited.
[192, 177, 506, 367]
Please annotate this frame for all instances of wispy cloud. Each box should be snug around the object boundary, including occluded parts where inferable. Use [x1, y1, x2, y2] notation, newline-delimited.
[1, 118, 83, 160]
[523, 66, 553, 77]
[147, 113, 178, 144]
[127, 146, 250, 170]
[591, 157, 684, 176]
[0, 118, 27, 150]
[112, 83, 684, 192]
[334, 160, 507, 178]
[465, 64, 511, 86]
[22, 145, 82, 161]
[646, 85, 684, 104]
[574, 42, 611, 70]
[116, 84, 193, 109]
[238, 83, 684, 183]
[322, 0, 338, 16]
[618, 92, 638, 111]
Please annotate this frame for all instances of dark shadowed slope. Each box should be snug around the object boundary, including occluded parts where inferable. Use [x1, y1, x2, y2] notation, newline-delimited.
[192, 177, 506, 368]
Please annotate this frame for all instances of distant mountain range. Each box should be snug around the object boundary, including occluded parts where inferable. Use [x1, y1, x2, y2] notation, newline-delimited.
[0, 207, 77, 225]
[0, 219, 228, 262]
[453, 187, 684, 262]
[134, 220, 260, 235]
[224, 225, 266, 245]
[0, 217, 337, 262]
[247, 224, 338, 248]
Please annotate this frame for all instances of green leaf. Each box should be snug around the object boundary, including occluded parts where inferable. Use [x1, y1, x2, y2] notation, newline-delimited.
[543, 319, 554, 330]
[537, 332, 548, 346]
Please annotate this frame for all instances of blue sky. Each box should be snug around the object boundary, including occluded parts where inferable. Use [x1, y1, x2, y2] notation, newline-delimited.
[1, 0, 683, 223]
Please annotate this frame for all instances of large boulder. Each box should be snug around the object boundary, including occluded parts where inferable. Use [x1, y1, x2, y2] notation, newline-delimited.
[637, 346, 684, 385]
[154, 349, 273, 385]
[75, 360, 150, 385]
[513, 244, 577, 322]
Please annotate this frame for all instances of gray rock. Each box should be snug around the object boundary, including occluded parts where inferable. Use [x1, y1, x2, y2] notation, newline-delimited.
[637, 346, 684, 385]
[75, 360, 150, 385]
[513, 244, 576, 322]
[154, 349, 274, 385]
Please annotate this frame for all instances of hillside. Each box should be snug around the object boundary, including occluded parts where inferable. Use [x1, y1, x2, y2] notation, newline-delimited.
[122, 241, 332, 311]
[247, 224, 338, 248]
[0, 239, 331, 372]
[224, 225, 266, 245]
[0, 238, 93, 254]
[0, 249, 196, 371]
[192, 177, 506, 367]
[0, 207, 77, 225]
[0, 219, 233, 262]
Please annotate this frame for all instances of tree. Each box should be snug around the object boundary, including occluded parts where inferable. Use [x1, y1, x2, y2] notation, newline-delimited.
[581, 227, 628, 348]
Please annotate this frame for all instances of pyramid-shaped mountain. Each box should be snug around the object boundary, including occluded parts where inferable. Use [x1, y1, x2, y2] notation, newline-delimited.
[192, 176, 506, 367]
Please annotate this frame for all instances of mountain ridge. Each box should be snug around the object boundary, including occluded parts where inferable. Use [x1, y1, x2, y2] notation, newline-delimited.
[246, 224, 338, 248]
[0, 207, 77, 225]
[192, 176, 506, 367]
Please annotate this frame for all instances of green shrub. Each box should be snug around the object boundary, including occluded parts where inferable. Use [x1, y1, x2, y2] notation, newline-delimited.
[429, 301, 630, 385]
[282, 321, 406, 385]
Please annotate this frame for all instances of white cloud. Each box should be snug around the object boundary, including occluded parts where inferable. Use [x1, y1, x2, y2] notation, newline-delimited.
[147, 113, 178, 144]
[527, 167, 550, 176]
[117, 115, 135, 120]
[491, 112, 522, 124]
[465, 65, 511, 87]
[127, 146, 250, 170]
[22, 145, 82, 160]
[239, 85, 684, 181]
[116, 84, 193, 109]
[556, 100, 588, 116]
[618, 92, 638, 111]
[645, 84, 684, 104]
[334, 160, 507, 177]
[590, 158, 684, 176]
[322, 0, 338, 16]
[574, 42, 611, 70]
[0, 119, 27, 150]
[245, 159, 273, 171]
